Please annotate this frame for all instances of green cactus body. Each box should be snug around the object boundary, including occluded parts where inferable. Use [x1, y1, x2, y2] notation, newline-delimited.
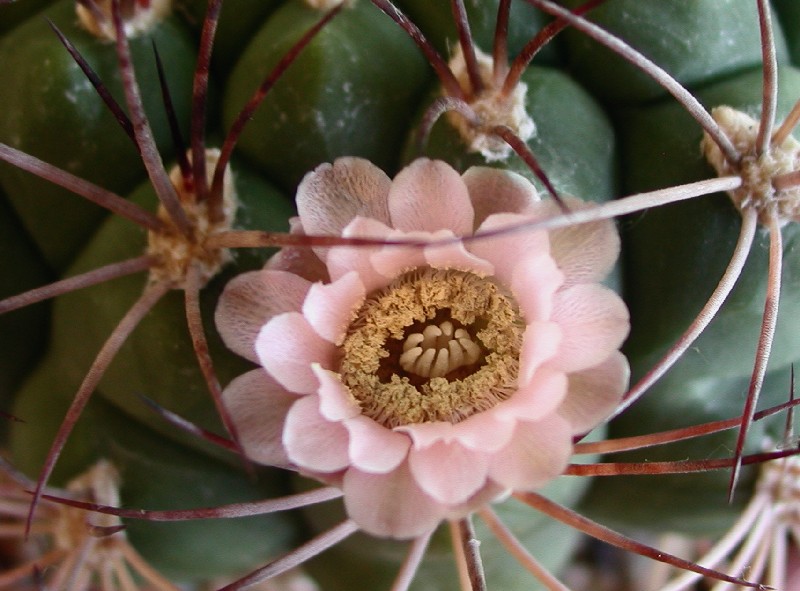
[0, 0, 196, 271]
[223, 0, 432, 192]
[3, 0, 800, 589]
[38, 160, 293, 457]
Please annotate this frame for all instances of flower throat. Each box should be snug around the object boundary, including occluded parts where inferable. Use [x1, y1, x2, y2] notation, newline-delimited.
[339, 268, 524, 428]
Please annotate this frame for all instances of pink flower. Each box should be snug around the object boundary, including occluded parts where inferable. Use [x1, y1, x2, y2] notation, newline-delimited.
[215, 158, 629, 539]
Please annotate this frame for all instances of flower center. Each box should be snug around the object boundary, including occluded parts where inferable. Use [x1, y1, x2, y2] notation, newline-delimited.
[339, 269, 524, 428]
[399, 320, 483, 379]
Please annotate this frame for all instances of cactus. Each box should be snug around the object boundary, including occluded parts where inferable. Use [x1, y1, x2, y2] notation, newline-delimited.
[2, 0, 800, 589]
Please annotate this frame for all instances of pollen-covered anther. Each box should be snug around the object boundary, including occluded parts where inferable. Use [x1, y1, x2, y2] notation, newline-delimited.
[340, 268, 522, 427]
[399, 321, 483, 378]
[446, 46, 536, 162]
[702, 105, 800, 226]
[146, 148, 237, 289]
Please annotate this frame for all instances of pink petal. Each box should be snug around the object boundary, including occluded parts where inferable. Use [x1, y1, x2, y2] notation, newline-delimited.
[396, 421, 458, 449]
[424, 231, 494, 275]
[487, 415, 573, 491]
[369, 230, 432, 279]
[408, 441, 490, 504]
[343, 463, 445, 539]
[388, 159, 474, 235]
[255, 312, 336, 394]
[494, 367, 568, 423]
[312, 365, 362, 421]
[296, 158, 392, 245]
[264, 218, 330, 283]
[510, 251, 564, 322]
[548, 284, 630, 373]
[518, 320, 562, 385]
[463, 166, 540, 228]
[302, 272, 365, 345]
[559, 351, 629, 433]
[284, 395, 350, 473]
[216, 270, 311, 363]
[222, 369, 297, 468]
[469, 212, 551, 286]
[398, 413, 513, 453]
[345, 416, 410, 473]
[326, 217, 396, 293]
[528, 198, 621, 286]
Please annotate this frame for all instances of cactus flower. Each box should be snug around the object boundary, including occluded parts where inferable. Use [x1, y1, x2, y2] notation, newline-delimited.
[219, 157, 631, 539]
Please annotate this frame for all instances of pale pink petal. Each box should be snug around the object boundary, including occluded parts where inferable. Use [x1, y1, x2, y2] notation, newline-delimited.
[312, 365, 361, 421]
[494, 367, 568, 423]
[369, 230, 434, 279]
[527, 198, 620, 285]
[548, 284, 630, 373]
[510, 252, 564, 321]
[326, 217, 396, 293]
[343, 463, 445, 539]
[388, 159, 474, 235]
[396, 421, 458, 449]
[296, 158, 392, 242]
[302, 272, 365, 345]
[448, 411, 515, 452]
[222, 369, 296, 468]
[345, 416, 410, 473]
[463, 166, 540, 228]
[398, 413, 513, 453]
[558, 351, 629, 433]
[284, 395, 350, 472]
[255, 312, 336, 394]
[408, 441, 490, 505]
[216, 270, 311, 363]
[265, 218, 330, 283]
[468, 212, 551, 285]
[424, 233, 494, 275]
[518, 321, 562, 386]
[487, 415, 573, 491]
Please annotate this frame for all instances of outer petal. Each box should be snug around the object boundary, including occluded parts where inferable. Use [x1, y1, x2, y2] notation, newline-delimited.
[284, 395, 350, 473]
[216, 270, 311, 363]
[462, 166, 539, 229]
[296, 157, 392, 242]
[343, 463, 446, 539]
[326, 217, 396, 293]
[222, 369, 296, 468]
[487, 414, 573, 491]
[388, 159, 474, 235]
[408, 441, 490, 505]
[558, 351, 629, 433]
[548, 284, 630, 373]
[256, 312, 336, 394]
[526, 198, 620, 285]
[469, 212, 551, 286]
[345, 415, 410, 474]
[302, 272, 365, 345]
[264, 218, 330, 283]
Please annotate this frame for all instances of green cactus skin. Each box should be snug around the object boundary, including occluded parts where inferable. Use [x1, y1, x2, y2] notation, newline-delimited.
[0, 0, 196, 271]
[223, 0, 431, 192]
